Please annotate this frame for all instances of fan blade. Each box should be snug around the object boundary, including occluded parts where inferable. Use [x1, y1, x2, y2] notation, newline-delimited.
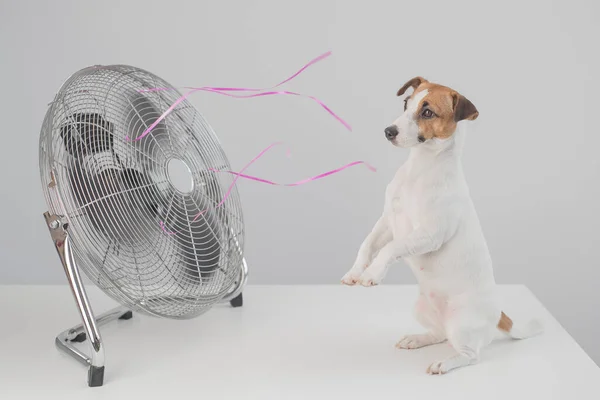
[163, 195, 222, 286]
[60, 112, 115, 159]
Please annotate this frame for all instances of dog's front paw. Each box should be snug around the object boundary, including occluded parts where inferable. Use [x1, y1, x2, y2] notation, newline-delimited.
[341, 271, 360, 286]
[357, 269, 382, 287]
[341, 262, 369, 286]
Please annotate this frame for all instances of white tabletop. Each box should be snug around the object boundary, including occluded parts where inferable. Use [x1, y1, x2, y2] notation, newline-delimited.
[0, 284, 598, 399]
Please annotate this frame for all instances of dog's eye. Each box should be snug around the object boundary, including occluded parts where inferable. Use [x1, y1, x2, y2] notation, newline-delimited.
[403, 98, 409, 111]
[421, 109, 434, 119]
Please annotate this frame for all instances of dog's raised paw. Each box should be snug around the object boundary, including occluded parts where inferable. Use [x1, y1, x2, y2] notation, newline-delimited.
[357, 270, 381, 287]
[341, 272, 359, 286]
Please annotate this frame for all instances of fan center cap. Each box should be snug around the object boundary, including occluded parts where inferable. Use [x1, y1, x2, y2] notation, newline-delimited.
[167, 158, 194, 194]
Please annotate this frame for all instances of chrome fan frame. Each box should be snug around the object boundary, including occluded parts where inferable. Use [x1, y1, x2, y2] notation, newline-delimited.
[39, 65, 248, 387]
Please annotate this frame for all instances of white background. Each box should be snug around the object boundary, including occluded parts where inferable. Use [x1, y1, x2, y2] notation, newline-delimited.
[1, 0, 598, 363]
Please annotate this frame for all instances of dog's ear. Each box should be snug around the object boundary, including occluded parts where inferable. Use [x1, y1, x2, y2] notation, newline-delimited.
[397, 77, 428, 96]
[452, 93, 479, 122]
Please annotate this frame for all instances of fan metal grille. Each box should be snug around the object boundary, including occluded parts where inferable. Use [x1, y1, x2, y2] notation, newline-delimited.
[39, 65, 245, 319]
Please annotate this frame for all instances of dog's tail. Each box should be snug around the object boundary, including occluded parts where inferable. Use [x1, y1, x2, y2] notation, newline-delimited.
[497, 311, 544, 339]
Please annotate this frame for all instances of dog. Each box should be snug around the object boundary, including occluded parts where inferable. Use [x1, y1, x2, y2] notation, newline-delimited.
[341, 77, 542, 374]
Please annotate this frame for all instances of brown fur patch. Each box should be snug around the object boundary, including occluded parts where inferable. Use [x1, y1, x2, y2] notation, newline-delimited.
[497, 311, 513, 333]
[414, 83, 459, 139]
[397, 77, 428, 97]
[407, 81, 479, 140]
[453, 93, 479, 122]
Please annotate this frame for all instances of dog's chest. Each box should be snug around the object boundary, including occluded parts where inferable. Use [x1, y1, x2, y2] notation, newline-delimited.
[384, 176, 424, 229]
[386, 184, 411, 213]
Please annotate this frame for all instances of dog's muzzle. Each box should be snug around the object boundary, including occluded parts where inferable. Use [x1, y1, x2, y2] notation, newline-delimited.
[385, 125, 398, 140]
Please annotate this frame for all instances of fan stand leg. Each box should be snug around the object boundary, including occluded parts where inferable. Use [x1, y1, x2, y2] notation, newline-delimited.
[221, 257, 248, 308]
[55, 306, 132, 386]
[44, 212, 132, 387]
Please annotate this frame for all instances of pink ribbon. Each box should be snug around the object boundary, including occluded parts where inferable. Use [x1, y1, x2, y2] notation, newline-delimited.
[161, 142, 287, 235]
[152, 51, 368, 236]
[191, 142, 286, 222]
[126, 51, 351, 141]
[209, 161, 376, 186]
[159, 221, 175, 236]
[146, 51, 333, 94]
[159, 143, 377, 235]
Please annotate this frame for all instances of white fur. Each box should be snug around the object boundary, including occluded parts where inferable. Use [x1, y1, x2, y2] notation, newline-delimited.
[341, 105, 541, 374]
[391, 89, 429, 147]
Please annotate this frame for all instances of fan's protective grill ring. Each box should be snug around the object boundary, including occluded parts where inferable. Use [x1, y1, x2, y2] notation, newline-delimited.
[39, 65, 245, 319]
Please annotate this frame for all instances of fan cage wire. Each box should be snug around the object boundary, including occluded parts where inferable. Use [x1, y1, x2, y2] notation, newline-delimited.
[39, 65, 245, 319]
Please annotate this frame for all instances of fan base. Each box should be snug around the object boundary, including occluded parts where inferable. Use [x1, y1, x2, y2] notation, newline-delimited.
[55, 306, 133, 387]
[44, 211, 248, 387]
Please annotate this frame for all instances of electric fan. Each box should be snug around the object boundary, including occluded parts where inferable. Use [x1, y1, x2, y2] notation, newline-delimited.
[39, 65, 248, 387]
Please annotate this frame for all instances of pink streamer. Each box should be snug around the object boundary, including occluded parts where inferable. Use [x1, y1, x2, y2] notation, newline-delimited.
[126, 51, 351, 141]
[158, 143, 377, 236]
[209, 161, 376, 186]
[190, 142, 287, 222]
[160, 142, 287, 235]
[159, 221, 175, 236]
[140, 51, 331, 94]
[153, 52, 365, 236]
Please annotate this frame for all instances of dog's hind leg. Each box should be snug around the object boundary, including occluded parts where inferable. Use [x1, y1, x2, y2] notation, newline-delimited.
[396, 293, 446, 349]
[426, 301, 498, 375]
[426, 343, 480, 375]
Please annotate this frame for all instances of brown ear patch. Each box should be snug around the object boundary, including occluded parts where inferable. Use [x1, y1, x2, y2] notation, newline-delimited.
[397, 76, 428, 96]
[453, 93, 479, 122]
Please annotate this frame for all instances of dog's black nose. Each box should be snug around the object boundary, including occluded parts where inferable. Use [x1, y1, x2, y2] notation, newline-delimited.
[385, 126, 398, 140]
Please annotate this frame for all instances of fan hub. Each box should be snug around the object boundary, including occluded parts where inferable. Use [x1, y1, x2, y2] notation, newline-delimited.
[167, 158, 194, 194]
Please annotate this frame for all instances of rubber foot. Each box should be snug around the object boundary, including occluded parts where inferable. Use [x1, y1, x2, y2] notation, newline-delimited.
[230, 293, 243, 308]
[71, 332, 87, 343]
[118, 311, 133, 320]
[88, 365, 105, 387]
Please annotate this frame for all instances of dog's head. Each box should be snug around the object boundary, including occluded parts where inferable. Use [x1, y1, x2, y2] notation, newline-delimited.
[385, 77, 479, 148]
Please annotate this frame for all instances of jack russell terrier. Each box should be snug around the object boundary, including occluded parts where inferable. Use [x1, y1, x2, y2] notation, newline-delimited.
[341, 77, 542, 374]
